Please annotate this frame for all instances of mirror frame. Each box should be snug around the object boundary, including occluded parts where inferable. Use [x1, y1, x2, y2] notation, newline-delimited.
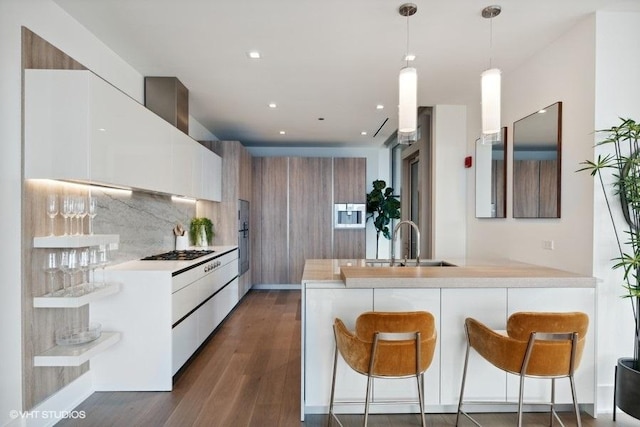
[512, 101, 562, 218]
[475, 127, 507, 218]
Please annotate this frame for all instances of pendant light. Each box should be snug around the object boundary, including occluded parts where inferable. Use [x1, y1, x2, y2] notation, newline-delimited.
[481, 5, 501, 144]
[398, 3, 417, 144]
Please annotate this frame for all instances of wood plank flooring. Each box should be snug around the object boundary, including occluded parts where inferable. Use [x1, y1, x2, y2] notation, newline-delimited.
[58, 290, 638, 427]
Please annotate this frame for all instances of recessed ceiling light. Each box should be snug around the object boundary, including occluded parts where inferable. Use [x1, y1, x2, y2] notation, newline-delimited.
[248, 51, 261, 59]
[279, 131, 286, 135]
[538, 109, 547, 114]
[376, 104, 384, 110]
[361, 131, 368, 136]
[268, 103, 277, 108]
[404, 54, 416, 61]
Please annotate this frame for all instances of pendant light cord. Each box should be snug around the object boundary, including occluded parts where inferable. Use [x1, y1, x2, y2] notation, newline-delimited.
[406, 13, 410, 67]
[489, 14, 493, 69]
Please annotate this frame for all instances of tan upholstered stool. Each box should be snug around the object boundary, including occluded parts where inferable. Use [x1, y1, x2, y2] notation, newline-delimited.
[329, 311, 437, 427]
[456, 311, 589, 427]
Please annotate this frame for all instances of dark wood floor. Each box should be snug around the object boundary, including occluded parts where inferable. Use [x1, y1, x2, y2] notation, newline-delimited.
[58, 290, 638, 427]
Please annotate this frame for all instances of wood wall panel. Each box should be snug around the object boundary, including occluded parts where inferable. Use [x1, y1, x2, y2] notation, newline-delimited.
[333, 157, 366, 259]
[333, 230, 366, 260]
[333, 157, 366, 203]
[256, 157, 289, 284]
[250, 159, 263, 285]
[21, 27, 88, 410]
[288, 158, 333, 284]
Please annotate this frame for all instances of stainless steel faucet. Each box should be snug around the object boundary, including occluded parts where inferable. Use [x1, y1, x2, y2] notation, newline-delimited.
[390, 220, 420, 266]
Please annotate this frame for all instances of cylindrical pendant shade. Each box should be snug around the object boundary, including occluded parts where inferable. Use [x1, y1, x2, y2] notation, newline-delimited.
[481, 68, 501, 135]
[398, 66, 417, 134]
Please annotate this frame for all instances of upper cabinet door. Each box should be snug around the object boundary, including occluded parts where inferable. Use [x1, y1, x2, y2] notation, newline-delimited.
[25, 69, 221, 202]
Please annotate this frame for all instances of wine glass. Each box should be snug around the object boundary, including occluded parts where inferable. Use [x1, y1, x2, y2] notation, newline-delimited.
[44, 250, 59, 295]
[88, 196, 98, 235]
[89, 247, 100, 288]
[96, 245, 110, 288]
[58, 250, 70, 295]
[46, 195, 58, 236]
[76, 196, 87, 235]
[71, 197, 82, 235]
[78, 248, 91, 293]
[61, 196, 73, 235]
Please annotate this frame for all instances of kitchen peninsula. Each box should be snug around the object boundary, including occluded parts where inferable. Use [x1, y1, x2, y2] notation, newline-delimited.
[301, 258, 596, 420]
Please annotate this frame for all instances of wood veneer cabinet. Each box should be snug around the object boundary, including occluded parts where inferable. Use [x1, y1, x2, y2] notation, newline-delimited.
[252, 157, 290, 284]
[252, 157, 366, 285]
[333, 157, 366, 259]
[206, 141, 253, 298]
[289, 158, 333, 284]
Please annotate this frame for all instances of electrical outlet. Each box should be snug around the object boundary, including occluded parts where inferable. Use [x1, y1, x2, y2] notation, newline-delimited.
[542, 240, 554, 250]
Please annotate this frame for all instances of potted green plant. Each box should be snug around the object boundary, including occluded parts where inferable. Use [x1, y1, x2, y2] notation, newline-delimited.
[189, 217, 214, 247]
[579, 117, 640, 420]
[366, 180, 401, 259]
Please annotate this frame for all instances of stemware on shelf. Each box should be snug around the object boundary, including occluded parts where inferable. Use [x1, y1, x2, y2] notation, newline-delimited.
[96, 245, 110, 288]
[44, 250, 59, 295]
[61, 196, 73, 235]
[76, 196, 87, 235]
[46, 194, 58, 236]
[89, 246, 100, 288]
[88, 196, 97, 235]
[78, 248, 91, 293]
[59, 249, 79, 296]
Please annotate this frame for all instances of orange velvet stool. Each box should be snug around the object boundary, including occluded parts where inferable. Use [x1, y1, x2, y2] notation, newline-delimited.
[329, 311, 437, 427]
[455, 311, 589, 427]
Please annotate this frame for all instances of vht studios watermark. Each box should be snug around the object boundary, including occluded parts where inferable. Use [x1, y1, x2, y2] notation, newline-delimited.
[9, 409, 86, 420]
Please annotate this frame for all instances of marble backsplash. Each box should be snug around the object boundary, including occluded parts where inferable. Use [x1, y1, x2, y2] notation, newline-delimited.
[91, 188, 196, 263]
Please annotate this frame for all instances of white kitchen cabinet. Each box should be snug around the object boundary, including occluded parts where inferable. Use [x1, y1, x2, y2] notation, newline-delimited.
[25, 69, 221, 202]
[506, 288, 596, 407]
[372, 288, 441, 406]
[440, 288, 507, 406]
[191, 142, 222, 202]
[304, 287, 373, 414]
[91, 247, 239, 390]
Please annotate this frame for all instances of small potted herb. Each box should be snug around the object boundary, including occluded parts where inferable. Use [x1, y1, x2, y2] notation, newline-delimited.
[189, 217, 214, 247]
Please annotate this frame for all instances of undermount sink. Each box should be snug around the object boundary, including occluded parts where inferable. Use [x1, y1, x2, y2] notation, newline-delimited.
[364, 259, 457, 267]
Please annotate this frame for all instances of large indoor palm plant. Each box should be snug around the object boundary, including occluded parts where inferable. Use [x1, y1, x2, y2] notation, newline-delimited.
[579, 117, 640, 419]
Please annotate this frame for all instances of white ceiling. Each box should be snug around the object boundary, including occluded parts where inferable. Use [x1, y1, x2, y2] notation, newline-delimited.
[54, 0, 640, 147]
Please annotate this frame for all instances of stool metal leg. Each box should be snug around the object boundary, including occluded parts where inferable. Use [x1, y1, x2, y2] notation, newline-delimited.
[328, 329, 342, 427]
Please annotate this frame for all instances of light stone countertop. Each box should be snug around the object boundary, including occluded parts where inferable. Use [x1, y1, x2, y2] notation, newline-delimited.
[107, 245, 238, 273]
[302, 258, 596, 289]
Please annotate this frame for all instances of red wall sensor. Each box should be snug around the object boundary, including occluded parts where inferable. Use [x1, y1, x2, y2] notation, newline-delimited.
[464, 156, 473, 168]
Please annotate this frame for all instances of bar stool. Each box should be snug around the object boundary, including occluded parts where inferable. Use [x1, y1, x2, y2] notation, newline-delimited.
[456, 311, 589, 427]
[328, 311, 437, 427]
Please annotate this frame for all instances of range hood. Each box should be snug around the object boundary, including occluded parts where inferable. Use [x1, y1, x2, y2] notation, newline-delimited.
[144, 76, 189, 134]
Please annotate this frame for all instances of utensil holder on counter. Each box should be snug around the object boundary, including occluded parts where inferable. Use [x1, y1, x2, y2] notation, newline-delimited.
[176, 235, 188, 251]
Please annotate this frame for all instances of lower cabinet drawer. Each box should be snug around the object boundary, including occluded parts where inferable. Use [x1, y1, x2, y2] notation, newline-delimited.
[172, 311, 198, 374]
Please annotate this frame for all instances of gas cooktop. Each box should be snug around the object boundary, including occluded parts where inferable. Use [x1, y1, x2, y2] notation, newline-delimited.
[140, 250, 215, 261]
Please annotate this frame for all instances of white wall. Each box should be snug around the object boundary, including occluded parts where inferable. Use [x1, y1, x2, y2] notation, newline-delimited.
[593, 11, 640, 413]
[0, 1, 216, 424]
[432, 105, 467, 259]
[466, 15, 596, 277]
[246, 145, 390, 259]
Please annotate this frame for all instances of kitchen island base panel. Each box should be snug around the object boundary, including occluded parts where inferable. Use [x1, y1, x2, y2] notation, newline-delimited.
[301, 259, 596, 420]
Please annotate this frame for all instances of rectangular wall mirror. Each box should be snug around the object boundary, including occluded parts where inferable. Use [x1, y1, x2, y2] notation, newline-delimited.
[512, 102, 562, 218]
[476, 127, 507, 218]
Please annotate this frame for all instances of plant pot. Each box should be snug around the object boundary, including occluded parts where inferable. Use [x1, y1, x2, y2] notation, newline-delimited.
[615, 357, 640, 420]
[195, 225, 208, 247]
